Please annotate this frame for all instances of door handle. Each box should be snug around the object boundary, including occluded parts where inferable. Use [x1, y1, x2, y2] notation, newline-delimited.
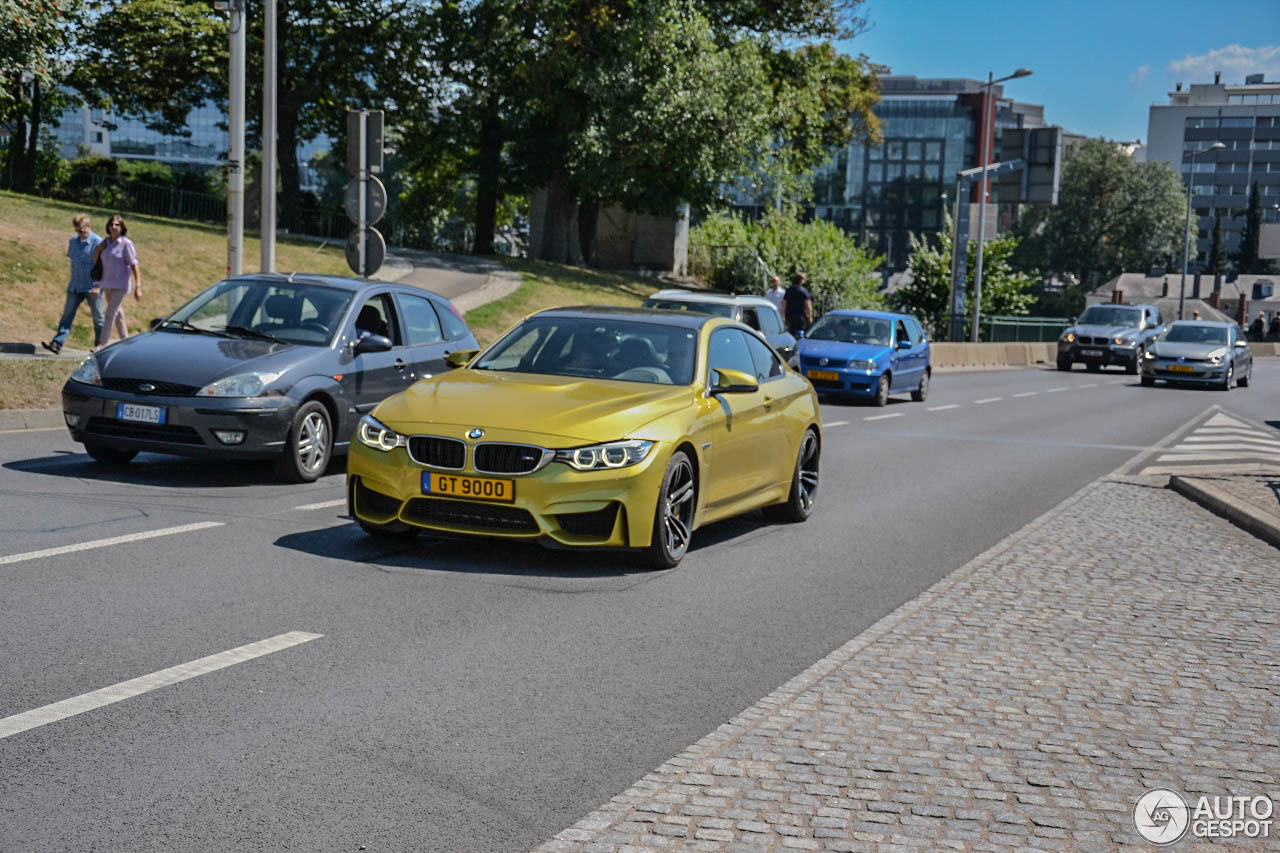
[763, 396, 774, 411]
[393, 358, 407, 371]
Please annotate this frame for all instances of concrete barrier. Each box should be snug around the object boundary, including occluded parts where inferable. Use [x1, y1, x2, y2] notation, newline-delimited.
[930, 342, 1058, 370]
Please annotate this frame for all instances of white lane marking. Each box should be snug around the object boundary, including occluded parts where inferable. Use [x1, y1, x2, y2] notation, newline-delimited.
[1012, 392, 1039, 398]
[1080, 383, 1099, 388]
[1046, 387, 1069, 392]
[863, 413, 902, 421]
[0, 631, 323, 740]
[1109, 379, 1128, 384]
[0, 522, 224, 566]
[0, 426, 66, 435]
[295, 499, 347, 511]
[822, 420, 850, 428]
[927, 404, 959, 411]
[974, 397, 1002, 404]
[1181, 437, 1280, 449]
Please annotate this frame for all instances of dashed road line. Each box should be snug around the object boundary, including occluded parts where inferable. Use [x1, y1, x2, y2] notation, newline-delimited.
[0, 426, 66, 435]
[864, 413, 902, 421]
[0, 631, 323, 740]
[927, 404, 959, 411]
[1046, 387, 1069, 393]
[0, 522, 225, 566]
[1080, 383, 1099, 388]
[1109, 379, 1128, 384]
[822, 420, 850, 428]
[1012, 392, 1038, 398]
[974, 397, 1002, 404]
[295, 499, 347, 511]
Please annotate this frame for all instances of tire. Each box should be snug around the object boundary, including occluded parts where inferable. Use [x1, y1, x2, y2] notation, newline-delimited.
[1085, 361, 1102, 373]
[1218, 363, 1233, 391]
[764, 429, 820, 524]
[911, 370, 930, 402]
[1056, 357, 1072, 372]
[1238, 365, 1250, 388]
[871, 374, 890, 407]
[645, 450, 697, 569]
[1140, 375, 1155, 387]
[275, 400, 332, 482]
[1126, 350, 1142, 375]
[356, 518, 419, 540]
[84, 443, 137, 465]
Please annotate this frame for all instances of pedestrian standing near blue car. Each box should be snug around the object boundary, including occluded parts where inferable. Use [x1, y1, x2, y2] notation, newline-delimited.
[42, 214, 104, 354]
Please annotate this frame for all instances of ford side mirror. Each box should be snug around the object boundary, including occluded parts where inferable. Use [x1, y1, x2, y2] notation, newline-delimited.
[710, 368, 759, 394]
[446, 349, 479, 368]
[354, 334, 393, 354]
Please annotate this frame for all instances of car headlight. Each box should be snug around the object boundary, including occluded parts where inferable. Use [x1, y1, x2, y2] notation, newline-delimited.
[356, 415, 407, 451]
[1061, 332, 1076, 343]
[196, 371, 282, 397]
[70, 355, 102, 386]
[848, 359, 877, 370]
[1113, 336, 1137, 346]
[554, 439, 654, 471]
[1143, 350, 1156, 360]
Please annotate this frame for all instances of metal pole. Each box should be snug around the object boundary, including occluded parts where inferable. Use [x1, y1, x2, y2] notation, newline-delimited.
[358, 111, 367, 279]
[1178, 157, 1194, 320]
[260, 0, 277, 273]
[971, 72, 993, 343]
[949, 176, 964, 341]
[226, 0, 245, 276]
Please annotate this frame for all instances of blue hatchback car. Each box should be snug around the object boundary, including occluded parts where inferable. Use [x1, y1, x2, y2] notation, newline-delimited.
[791, 310, 932, 406]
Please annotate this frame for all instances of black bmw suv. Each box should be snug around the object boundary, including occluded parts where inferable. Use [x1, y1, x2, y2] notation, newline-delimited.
[1057, 303, 1165, 374]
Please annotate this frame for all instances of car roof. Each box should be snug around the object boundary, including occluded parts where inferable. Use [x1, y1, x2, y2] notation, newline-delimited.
[823, 309, 910, 322]
[533, 305, 715, 329]
[231, 272, 431, 295]
[1169, 319, 1234, 328]
[646, 289, 773, 308]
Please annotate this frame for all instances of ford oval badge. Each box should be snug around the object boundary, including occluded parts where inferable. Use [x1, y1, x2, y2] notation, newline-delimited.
[468, 428, 485, 440]
[138, 383, 155, 393]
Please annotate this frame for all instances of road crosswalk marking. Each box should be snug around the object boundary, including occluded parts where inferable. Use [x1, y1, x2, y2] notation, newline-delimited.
[1139, 412, 1280, 475]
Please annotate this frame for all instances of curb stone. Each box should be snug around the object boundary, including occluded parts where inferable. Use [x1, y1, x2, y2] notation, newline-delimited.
[1169, 475, 1280, 549]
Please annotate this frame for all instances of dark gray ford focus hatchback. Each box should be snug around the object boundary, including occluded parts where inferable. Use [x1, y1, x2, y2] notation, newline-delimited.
[61, 273, 479, 481]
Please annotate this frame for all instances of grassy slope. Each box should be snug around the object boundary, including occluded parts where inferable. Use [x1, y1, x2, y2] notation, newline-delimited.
[0, 193, 659, 409]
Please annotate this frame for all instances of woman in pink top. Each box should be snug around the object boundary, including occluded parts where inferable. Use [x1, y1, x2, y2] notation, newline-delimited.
[94, 214, 142, 347]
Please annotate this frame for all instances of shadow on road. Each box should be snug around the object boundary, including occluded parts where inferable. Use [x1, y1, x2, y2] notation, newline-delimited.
[3, 450, 347, 488]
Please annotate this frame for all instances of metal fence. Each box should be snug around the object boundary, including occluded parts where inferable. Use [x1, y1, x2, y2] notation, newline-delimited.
[63, 172, 227, 224]
[979, 315, 1072, 342]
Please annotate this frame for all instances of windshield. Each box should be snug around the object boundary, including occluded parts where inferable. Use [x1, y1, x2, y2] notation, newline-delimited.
[1163, 324, 1228, 345]
[644, 299, 735, 319]
[1078, 305, 1142, 327]
[806, 314, 891, 346]
[165, 279, 353, 347]
[474, 317, 698, 385]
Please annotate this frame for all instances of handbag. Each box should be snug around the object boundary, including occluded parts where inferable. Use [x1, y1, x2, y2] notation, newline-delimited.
[90, 244, 104, 282]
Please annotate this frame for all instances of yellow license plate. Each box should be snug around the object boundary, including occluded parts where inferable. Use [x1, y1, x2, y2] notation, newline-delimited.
[807, 369, 839, 381]
[422, 472, 515, 502]
[1168, 364, 1195, 373]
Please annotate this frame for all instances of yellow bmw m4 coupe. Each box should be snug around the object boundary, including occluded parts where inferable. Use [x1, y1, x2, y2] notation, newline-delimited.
[346, 306, 821, 568]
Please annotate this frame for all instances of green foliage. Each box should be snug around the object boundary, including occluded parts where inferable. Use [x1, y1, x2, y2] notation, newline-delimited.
[1012, 138, 1185, 287]
[691, 208, 882, 312]
[1234, 182, 1275, 274]
[1208, 215, 1226, 274]
[896, 213, 1035, 340]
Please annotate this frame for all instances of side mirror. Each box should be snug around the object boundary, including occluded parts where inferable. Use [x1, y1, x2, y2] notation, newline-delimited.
[354, 334, 393, 354]
[150, 317, 164, 330]
[710, 368, 759, 394]
[446, 349, 479, 368]
[897, 339, 911, 349]
[1235, 339, 1249, 348]
[796, 329, 806, 339]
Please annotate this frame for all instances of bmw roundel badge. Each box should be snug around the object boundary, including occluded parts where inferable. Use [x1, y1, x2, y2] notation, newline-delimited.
[468, 428, 485, 440]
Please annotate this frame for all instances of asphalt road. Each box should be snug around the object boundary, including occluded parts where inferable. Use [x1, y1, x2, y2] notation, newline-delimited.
[1, 362, 1277, 852]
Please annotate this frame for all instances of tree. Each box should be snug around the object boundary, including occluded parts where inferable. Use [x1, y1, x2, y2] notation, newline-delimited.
[1234, 182, 1275, 274]
[1011, 138, 1185, 288]
[896, 213, 1034, 340]
[1207, 214, 1227, 275]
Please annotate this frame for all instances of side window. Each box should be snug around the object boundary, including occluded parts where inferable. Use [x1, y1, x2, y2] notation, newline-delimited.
[706, 328, 757, 384]
[745, 333, 784, 382]
[396, 293, 444, 345]
[741, 307, 762, 331]
[354, 293, 401, 346]
[437, 300, 470, 341]
[907, 317, 926, 342]
[895, 320, 912, 346]
[758, 306, 783, 336]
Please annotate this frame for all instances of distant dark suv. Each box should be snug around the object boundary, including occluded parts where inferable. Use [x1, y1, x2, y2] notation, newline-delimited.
[1057, 303, 1165, 374]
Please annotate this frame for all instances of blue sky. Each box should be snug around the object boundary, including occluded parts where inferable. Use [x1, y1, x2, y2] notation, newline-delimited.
[838, 0, 1280, 143]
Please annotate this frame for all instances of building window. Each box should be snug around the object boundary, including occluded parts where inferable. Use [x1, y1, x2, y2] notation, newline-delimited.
[1185, 117, 1218, 128]
[906, 141, 922, 160]
[887, 141, 904, 160]
[1258, 116, 1279, 128]
[1220, 117, 1253, 128]
[93, 131, 103, 143]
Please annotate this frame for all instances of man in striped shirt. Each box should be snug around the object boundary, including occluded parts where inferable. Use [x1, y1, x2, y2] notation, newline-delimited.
[43, 214, 104, 354]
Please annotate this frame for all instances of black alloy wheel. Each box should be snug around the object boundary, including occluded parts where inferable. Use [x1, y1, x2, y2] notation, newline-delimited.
[1126, 349, 1142, 375]
[764, 429, 820, 523]
[872, 375, 890, 407]
[276, 400, 332, 482]
[84, 443, 138, 465]
[912, 371, 930, 402]
[646, 450, 696, 569]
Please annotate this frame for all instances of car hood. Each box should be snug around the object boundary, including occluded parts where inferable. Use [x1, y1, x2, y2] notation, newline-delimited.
[1150, 341, 1226, 360]
[797, 338, 890, 362]
[94, 331, 321, 386]
[1069, 324, 1137, 340]
[373, 368, 694, 445]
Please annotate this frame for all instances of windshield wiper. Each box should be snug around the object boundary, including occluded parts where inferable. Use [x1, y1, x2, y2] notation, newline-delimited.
[157, 318, 232, 338]
[222, 325, 288, 345]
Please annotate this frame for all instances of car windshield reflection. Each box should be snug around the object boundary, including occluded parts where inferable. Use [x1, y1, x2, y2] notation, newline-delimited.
[1079, 306, 1142, 326]
[474, 317, 698, 385]
[645, 300, 735, 318]
[163, 279, 354, 347]
[806, 315, 891, 346]
[1163, 325, 1227, 345]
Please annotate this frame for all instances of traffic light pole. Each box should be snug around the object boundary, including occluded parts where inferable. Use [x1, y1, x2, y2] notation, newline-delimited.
[225, 0, 245, 277]
[260, 0, 277, 273]
[357, 111, 367, 279]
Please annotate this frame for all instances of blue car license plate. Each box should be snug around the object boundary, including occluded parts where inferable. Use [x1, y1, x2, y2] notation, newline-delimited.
[117, 402, 166, 424]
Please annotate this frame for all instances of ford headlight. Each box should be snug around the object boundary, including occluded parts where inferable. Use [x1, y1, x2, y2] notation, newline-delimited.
[554, 439, 654, 471]
[197, 371, 282, 397]
[848, 359, 877, 370]
[70, 355, 102, 386]
[356, 414, 407, 451]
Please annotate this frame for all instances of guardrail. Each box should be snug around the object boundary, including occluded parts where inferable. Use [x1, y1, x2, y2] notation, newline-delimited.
[928, 340, 1279, 370]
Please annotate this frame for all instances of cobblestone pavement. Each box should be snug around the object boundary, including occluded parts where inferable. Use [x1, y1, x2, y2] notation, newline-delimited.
[537, 479, 1280, 852]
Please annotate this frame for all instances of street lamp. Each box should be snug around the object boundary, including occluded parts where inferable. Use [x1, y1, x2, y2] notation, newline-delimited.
[1178, 140, 1226, 320]
[971, 68, 1032, 343]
